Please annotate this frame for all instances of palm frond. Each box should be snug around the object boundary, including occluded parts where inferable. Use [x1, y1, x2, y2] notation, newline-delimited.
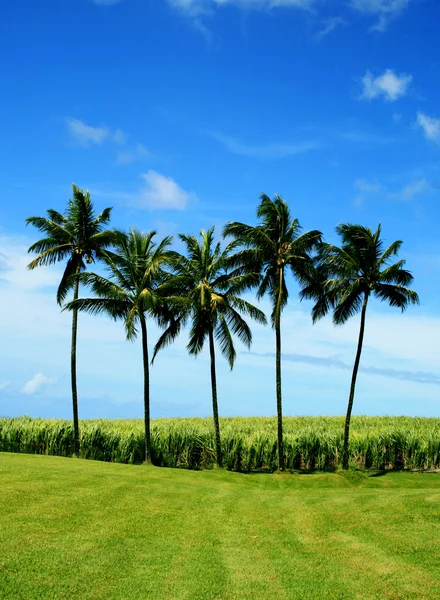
[64, 297, 131, 320]
[187, 315, 208, 356]
[224, 306, 253, 349]
[377, 239, 403, 268]
[227, 296, 267, 325]
[215, 315, 236, 369]
[27, 244, 74, 269]
[332, 281, 365, 325]
[57, 258, 81, 306]
[374, 284, 419, 310]
[377, 262, 414, 286]
[152, 315, 185, 363]
[25, 216, 72, 242]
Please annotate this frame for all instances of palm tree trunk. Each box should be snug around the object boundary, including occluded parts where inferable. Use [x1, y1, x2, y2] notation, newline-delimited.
[275, 266, 285, 472]
[71, 265, 80, 457]
[208, 327, 223, 467]
[140, 315, 151, 464]
[342, 293, 369, 470]
[275, 309, 285, 471]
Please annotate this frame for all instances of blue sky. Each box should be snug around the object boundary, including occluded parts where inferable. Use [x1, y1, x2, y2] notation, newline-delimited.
[1, 0, 440, 420]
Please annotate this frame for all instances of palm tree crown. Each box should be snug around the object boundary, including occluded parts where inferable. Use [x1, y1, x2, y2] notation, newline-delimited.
[26, 184, 114, 305]
[223, 194, 322, 325]
[154, 227, 267, 366]
[302, 223, 419, 323]
[70, 229, 173, 339]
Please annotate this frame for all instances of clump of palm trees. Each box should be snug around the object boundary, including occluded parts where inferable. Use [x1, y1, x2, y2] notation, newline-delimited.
[26, 186, 419, 470]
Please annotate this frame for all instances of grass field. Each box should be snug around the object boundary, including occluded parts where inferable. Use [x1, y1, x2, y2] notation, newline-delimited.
[2, 415, 440, 471]
[1, 453, 439, 599]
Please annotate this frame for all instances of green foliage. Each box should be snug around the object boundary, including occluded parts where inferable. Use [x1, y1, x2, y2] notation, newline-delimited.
[2, 416, 439, 471]
[26, 184, 114, 305]
[302, 223, 419, 324]
[65, 229, 173, 341]
[224, 193, 322, 326]
[154, 227, 267, 366]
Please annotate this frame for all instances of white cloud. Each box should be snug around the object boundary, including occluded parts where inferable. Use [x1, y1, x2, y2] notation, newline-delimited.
[350, 0, 412, 32]
[315, 17, 347, 40]
[417, 112, 440, 145]
[388, 179, 434, 201]
[21, 373, 57, 395]
[66, 119, 109, 146]
[116, 144, 150, 165]
[360, 69, 412, 101]
[92, 172, 196, 210]
[135, 170, 195, 210]
[168, 0, 315, 15]
[206, 131, 319, 159]
[0, 381, 10, 391]
[66, 118, 125, 147]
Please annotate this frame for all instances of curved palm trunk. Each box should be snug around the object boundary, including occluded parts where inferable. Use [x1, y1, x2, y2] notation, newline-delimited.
[275, 267, 285, 472]
[342, 293, 369, 470]
[208, 327, 223, 467]
[140, 315, 152, 464]
[71, 266, 80, 456]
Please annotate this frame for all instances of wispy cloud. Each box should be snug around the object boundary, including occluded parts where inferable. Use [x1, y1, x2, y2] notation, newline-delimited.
[206, 130, 319, 159]
[315, 17, 347, 40]
[91, 0, 123, 4]
[66, 118, 125, 147]
[167, 0, 316, 36]
[249, 351, 440, 386]
[350, 0, 412, 32]
[22, 373, 57, 395]
[116, 144, 150, 165]
[359, 69, 412, 101]
[339, 129, 395, 145]
[417, 112, 440, 145]
[0, 381, 10, 392]
[168, 0, 315, 16]
[388, 179, 435, 201]
[354, 178, 383, 207]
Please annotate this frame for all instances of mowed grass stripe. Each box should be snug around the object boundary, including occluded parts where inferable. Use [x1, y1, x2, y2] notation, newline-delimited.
[1, 453, 440, 600]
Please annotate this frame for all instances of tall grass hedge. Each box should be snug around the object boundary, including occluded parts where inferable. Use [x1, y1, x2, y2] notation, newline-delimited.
[1, 416, 439, 471]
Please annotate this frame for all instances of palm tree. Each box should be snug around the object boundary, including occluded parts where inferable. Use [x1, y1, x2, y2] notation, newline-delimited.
[223, 194, 322, 470]
[301, 223, 419, 469]
[153, 227, 267, 467]
[64, 229, 173, 464]
[26, 185, 114, 455]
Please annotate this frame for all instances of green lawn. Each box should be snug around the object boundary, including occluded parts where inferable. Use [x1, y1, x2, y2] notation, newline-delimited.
[1, 453, 439, 600]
